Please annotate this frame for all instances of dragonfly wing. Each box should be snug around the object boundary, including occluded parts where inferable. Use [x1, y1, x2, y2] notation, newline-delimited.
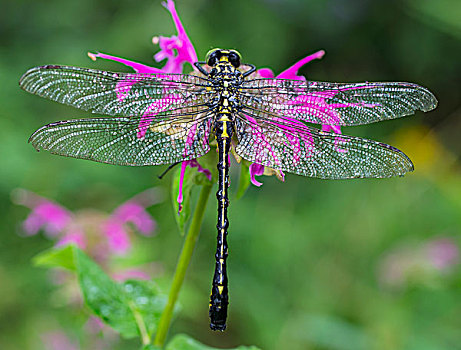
[19, 65, 212, 118]
[240, 79, 437, 126]
[29, 114, 212, 166]
[234, 112, 413, 179]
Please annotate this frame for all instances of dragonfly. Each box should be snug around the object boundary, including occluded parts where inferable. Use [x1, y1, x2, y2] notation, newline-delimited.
[19, 48, 437, 331]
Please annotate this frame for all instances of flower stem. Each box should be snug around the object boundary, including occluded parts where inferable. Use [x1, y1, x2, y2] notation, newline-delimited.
[128, 301, 151, 345]
[154, 183, 212, 347]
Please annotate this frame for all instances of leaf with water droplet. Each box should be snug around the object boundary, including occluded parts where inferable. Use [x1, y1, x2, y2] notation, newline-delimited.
[34, 245, 167, 341]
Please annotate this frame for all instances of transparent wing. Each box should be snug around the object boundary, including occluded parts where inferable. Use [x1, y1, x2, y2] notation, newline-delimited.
[29, 114, 213, 166]
[19, 65, 212, 118]
[234, 111, 413, 179]
[240, 79, 437, 126]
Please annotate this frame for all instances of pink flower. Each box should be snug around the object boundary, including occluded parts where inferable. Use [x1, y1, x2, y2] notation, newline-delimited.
[88, 0, 210, 213]
[249, 50, 342, 187]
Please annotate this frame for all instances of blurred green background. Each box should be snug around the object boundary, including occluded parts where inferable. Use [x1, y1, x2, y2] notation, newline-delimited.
[1, 0, 460, 349]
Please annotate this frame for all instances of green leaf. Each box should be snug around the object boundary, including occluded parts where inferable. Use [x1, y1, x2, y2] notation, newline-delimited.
[33, 244, 77, 271]
[75, 248, 139, 338]
[34, 245, 167, 341]
[171, 165, 195, 235]
[166, 334, 261, 350]
[235, 161, 251, 200]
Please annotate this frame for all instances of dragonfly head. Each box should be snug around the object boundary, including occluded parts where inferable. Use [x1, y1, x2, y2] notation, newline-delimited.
[206, 48, 241, 68]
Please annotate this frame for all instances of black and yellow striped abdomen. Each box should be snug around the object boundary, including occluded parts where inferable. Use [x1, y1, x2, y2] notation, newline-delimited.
[209, 118, 232, 330]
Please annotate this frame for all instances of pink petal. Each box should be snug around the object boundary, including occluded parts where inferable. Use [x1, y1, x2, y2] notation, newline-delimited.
[249, 163, 265, 187]
[277, 50, 325, 80]
[22, 212, 47, 236]
[21, 200, 72, 237]
[257, 68, 275, 78]
[88, 52, 162, 74]
[275, 50, 342, 136]
[153, 0, 198, 73]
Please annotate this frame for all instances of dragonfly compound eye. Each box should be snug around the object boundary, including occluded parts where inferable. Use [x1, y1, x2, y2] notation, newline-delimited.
[206, 49, 221, 67]
[228, 51, 241, 68]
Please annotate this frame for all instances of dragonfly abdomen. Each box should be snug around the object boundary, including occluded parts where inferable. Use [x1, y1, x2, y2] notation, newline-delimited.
[209, 119, 233, 331]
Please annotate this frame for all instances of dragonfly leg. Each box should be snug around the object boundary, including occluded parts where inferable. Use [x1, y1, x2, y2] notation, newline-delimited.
[194, 61, 209, 76]
[242, 64, 256, 77]
[157, 162, 180, 179]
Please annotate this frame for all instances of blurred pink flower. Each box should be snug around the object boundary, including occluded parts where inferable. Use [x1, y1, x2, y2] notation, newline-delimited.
[42, 330, 79, 350]
[17, 190, 72, 237]
[13, 188, 161, 257]
[426, 238, 459, 270]
[378, 237, 459, 290]
[56, 230, 87, 249]
[112, 268, 151, 282]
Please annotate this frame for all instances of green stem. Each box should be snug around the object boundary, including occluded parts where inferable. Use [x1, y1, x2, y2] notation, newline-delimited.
[128, 301, 151, 345]
[154, 183, 212, 347]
